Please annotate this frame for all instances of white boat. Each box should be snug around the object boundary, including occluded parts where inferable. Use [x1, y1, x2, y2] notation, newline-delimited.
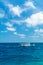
[21, 43, 35, 47]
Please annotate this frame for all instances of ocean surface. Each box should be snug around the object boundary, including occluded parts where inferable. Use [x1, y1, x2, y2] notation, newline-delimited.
[0, 43, 43, 65]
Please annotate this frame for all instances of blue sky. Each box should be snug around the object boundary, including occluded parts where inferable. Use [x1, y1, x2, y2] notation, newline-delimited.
[0, 0, 43, 43]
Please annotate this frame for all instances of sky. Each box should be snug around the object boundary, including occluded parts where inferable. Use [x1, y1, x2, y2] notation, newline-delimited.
[0, 0, 43, 43]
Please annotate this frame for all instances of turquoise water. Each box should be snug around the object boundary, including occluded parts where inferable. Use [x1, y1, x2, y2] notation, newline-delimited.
[0, 43, 43, 65]
[0, 56, 43, 65]
[0, 61, 43, 65]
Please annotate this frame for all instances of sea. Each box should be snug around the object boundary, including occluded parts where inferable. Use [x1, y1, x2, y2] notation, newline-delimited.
[0, 43, 43, 65]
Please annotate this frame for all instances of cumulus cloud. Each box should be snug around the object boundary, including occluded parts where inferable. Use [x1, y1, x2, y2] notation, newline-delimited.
[24, 1, 36, 9]
[2, 0, 22, 17]
[18, 34, 26, 38]
[7, 27, 16, 31]
[6, 4, 28, 17]
[2, 0, 36, 17]
[25, 11, 43, 27]
[14, 32, 26, 38]
[5, 22, 13, 27]
[6, 4, 22, 17]
[35, 29, 43, 33]
[7, 1, 36, 17]
[11, 11, 43, 27]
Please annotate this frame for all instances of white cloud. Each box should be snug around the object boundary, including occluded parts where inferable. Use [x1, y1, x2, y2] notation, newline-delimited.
[11, 11, 43, 27]
[25, 11, 43, 27]
[24, 1, 36, 9]
[18, 34, 26, 38]
[2, 2, 25, 17]
[7, 11, 43, 27]
[30, 29, 43, 39]
[0, 9, 5, 18]
[2, 1, 43, 28]
[14, 32, 26, 38]
[7, 27, 16, 31]
[6, 4, 22, 17]
[3, 1, 36, 17]
[5, 22, 13, 27]
[35, 29, 43, 33]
